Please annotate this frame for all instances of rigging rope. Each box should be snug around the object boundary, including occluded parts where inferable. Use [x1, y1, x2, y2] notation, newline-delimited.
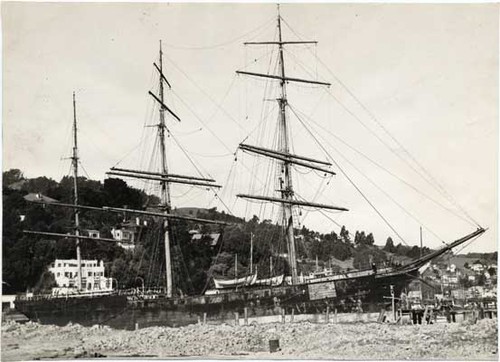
[162, 16, 275, 50]
[281, 14, 480, 228]
[294, 107, 477, 228]
[286, 105, 410, 246]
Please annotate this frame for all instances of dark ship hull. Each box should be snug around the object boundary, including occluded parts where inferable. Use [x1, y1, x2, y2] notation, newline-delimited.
[15, 270, 413, 330]
[14, 228, 484, 329]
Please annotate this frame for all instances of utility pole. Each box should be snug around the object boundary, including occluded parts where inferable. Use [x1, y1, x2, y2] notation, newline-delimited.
[390, 285, 395, 322]
[235, 253, 238, 281]
[419, 227, 423, 301]
[72, 92, 82, 292]
[270, 256, 273, 276]
[250, 233, 254, 274]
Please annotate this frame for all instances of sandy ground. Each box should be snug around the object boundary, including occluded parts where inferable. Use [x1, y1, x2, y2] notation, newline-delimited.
[1, 318, 497, 360]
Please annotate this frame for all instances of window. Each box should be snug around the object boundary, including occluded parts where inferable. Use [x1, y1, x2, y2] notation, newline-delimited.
[57, 272, 60, 277]
[88, 272, 92, 277]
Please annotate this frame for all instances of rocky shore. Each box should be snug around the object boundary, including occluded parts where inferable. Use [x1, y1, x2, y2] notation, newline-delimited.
[2, 318, 497, 360]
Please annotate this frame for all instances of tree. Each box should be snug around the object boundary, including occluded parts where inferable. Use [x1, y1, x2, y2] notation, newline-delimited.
[353, 245, 386, 270]
[383, 237, 396, 253]
[487, 266, 496, 277]
[3, 169, 24, 186]
[340, 225, 351, 244]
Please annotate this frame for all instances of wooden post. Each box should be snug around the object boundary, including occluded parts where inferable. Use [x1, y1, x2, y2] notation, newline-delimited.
[335, 308, 338, 323]
[390, 285, 396, 323]
[326, 306, 330, 324]
[203, 312, 207, 325]
[135, 322, 139, 330]
[281, 308, 286, 323]
[244, 307, 248, 325]
[235, 312, 239, 326]
[291, 308, 295, 323]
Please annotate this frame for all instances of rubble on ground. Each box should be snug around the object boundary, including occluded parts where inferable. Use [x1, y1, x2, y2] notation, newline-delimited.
[2, 318, 497, 360]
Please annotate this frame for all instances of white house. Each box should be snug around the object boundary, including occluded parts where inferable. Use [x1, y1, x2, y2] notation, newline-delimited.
[85, 229, 100, 239]
[111, 218, 146, 250]
[471, 262, 485, 273]
[49, 259, 113, 295]
[191, 232, 221, 247]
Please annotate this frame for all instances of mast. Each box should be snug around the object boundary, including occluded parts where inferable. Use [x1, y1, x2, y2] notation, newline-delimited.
[276, 6, 299, 285]
[157, 41, 174, 298]
[236, 6, 340, 286]
[72, 92, 82, 291]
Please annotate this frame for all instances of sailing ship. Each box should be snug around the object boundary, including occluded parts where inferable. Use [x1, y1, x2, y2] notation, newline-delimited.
[14, 8, 486, 329]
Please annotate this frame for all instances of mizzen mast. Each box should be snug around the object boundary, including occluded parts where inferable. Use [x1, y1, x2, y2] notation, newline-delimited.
[236, 6, 343, 285]
[72, 91, 83, 292]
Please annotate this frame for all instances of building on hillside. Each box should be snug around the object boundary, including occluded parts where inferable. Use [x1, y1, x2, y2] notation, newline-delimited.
[441, 271, 459, 288]
[461, 268, 476, 283]
[471, 262, 485, 273]
[111, 217, 147, 250]
[451, 289, 465, 300]
[23, 193, 58, 203]
[7, 179, 27, 191]
[49, 259, 113, 295]
[190, 232, 221, 247]
[85, 229, 100, 239]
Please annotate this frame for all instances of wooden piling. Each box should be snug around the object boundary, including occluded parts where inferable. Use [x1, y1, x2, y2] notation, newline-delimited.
[334, 308, 338, 323]
[203, 312, 207, 325]
[326, 306, 330, 324]
[235, 312, 239, 326]
[244, 307, 248, 325]
[281, 308, 286, 323]
[291, 308, 295, 323]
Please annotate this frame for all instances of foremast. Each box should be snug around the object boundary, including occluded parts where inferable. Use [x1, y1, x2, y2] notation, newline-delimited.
[236, 6, 345, 285]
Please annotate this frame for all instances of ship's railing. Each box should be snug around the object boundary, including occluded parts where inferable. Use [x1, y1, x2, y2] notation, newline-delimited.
[15, 289, 117, 301]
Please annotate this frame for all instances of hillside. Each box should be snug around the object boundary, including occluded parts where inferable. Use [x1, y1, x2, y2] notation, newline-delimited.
[3, 168, 492, 295]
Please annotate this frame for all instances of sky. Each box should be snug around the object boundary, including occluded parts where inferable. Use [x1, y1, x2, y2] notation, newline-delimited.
[2, 2, 498, 253]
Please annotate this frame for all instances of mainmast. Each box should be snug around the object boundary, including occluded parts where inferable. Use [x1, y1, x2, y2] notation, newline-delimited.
[276, 7, 299, 284]
[236, 6, 341, 285]
[72, 92, 82, 291]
